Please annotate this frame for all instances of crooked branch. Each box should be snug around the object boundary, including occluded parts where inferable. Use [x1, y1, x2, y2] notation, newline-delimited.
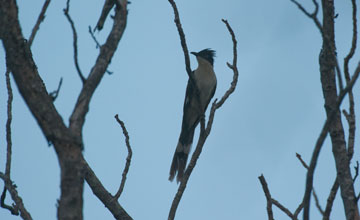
[63, 0, 86, 83]
[113, 115, 132, 200]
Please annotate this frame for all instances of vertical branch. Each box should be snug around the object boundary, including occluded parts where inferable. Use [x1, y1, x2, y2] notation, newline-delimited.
[113, 115, 132, 200]
[343, 0, 357, 160]
[259, 175, 275, 220]
[63, 0, 86, 83]
[167, 0, 192, 77]
[28, 0, 51, 46]
[5, 70, 13, 178]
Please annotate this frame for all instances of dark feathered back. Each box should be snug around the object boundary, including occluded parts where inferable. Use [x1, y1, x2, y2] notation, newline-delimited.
[196, 48, 216, 66]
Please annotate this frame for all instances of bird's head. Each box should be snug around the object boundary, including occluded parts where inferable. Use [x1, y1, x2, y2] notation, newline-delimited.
[191, 48, 216, 66]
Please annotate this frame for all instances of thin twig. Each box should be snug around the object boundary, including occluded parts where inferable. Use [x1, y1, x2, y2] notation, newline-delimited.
[1, 69, 18, 216]
[354, 161, 359, 182]
[167, 0, 192, 78]
[49, 77, 63, 102]
[296, 153, 309, 169]
[296, 153, 324, 215]
[289, 0, 322, 31]
[0, 173, 32, 220]
[323, 178, 339, 220]
[63, 0, 86, 83]
[272, 199, 294, 219]
[313, 188, 325, 215]
[88, 26, 114, 75]
[258, 175, 275, 220]
[28, 0, 51, 46]
[113, 115, 132, 200]
[289, 0, 344, 92]
[5, 70, 13, 178]
[88, 26, 101, 49]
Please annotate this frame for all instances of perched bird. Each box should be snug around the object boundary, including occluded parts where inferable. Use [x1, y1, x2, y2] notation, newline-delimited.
[169, 48, 217, 183]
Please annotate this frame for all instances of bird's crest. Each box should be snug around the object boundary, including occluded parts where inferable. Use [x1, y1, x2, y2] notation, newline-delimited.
[196, 48, 216, 66]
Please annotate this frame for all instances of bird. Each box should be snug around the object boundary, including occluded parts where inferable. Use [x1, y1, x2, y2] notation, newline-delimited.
[169, 48, 217, 183]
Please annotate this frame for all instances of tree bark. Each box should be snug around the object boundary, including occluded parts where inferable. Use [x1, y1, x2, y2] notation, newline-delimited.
[0, 1, 84, 219]
[319, 0, 359, 219]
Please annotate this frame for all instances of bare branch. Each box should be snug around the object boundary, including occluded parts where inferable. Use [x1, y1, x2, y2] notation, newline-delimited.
[0, 69, 21, 217]
[63, 0, 86, 83]
[289, 0, 322, 31]
[83, 161, 132, 220]
[88, 26, 101, 49]
[258, 175, 275, 220]
[343, 0, 357, 160]
[296, 153, 309, 169]
[5, 70, 13, 178]
[296, 153, 324, 215]
[49, 77, 63, 102]
[167, 0, 192, 78]
[28, 0, 51, 46]
[294, 202, 304, 219]
[0, 173, 32, 220]
[323, 178, 339, 220]
[1, 186, 18, 215]
[94, 0, 115, 31]
[113, 115, 132, 201]
[272, 198, 294, 219]
[289, 0, 345, 92]
[313, 188, 325, 216]
[168, 17, 238, 220]
[69, 0, 128, 139]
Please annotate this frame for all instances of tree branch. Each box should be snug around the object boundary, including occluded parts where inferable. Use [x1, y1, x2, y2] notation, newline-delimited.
[49, 77, 63, 102]
[83, 160, 133, 220]
[343, 0, 357, 161]
[0, 173, 32, 220]
[28, 0, 51, 46]
[69, 0, 128, 140]
[113, 115, 132, 201]
[259, 175, 275, 220]
[63, 0, 86, 83]
[296, 153, 324, 215]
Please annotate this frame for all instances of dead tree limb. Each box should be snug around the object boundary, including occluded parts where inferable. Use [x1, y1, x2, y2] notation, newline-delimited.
[63, 0, 86, 83]
[113, 115, 133, 201]
[83, 160, 133, 220]
[28, 0, 51, 46]
[69, 0, 128, 141]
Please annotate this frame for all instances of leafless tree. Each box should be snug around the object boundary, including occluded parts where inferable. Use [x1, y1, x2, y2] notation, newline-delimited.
[259, 0, 360, 219]
[0, 0, 132, 219]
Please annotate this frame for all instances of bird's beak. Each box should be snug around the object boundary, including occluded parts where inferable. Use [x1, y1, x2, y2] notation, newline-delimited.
[190, 52, 198, 56]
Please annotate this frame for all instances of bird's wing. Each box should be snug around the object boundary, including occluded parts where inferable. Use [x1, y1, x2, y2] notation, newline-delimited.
[181, 77, 201, 132]
[204, 80, 216, 111]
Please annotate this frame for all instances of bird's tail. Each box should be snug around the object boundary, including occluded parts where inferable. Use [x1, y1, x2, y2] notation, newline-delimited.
[169, 142, 191, 183]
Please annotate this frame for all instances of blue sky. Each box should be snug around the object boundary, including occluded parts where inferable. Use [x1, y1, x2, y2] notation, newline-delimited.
[1, 0, 359, 219]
